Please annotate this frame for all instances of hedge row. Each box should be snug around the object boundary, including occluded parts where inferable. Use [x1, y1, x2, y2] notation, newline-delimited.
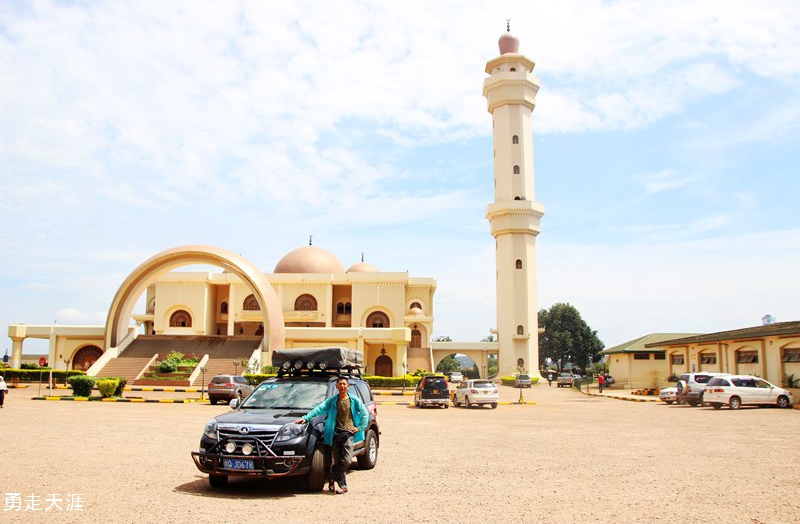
[0, 369, 85, 382]
[499, 375, 540, 386]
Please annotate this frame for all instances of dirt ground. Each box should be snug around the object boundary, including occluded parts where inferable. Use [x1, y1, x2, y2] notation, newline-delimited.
[1, 384, 798, 524]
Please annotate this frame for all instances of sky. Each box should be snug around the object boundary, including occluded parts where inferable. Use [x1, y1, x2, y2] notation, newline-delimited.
[1, 0, 799, 354]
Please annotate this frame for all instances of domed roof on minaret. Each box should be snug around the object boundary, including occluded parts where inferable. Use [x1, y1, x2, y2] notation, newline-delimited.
[498, 21, 520, 54]
[273, 238, 345, 274]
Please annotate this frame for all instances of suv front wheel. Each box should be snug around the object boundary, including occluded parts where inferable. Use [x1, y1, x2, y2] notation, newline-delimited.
[306, 446, 327, 492]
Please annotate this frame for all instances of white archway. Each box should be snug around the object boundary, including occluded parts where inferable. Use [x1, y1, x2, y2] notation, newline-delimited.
[104, 245, 285, 351]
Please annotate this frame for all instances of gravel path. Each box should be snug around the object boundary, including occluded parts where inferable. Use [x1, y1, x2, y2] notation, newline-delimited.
[1, 384, 798, 524]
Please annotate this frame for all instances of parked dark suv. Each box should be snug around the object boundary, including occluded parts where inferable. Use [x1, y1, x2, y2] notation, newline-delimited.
[414, 375, 450, 408]
[191, 348, 379, 490]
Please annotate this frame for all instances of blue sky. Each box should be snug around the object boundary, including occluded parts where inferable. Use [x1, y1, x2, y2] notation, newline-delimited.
[1, 0, 799, 353]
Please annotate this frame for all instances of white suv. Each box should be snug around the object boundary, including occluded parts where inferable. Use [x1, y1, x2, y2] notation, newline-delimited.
[675, 372, 730, 407]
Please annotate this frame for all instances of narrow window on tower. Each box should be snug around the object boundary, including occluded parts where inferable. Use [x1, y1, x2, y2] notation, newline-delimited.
[512, 135, 519, 144]
[517, 325, 524, 335]
[513, 165, 520, 174]
[515, 259, 522, 269]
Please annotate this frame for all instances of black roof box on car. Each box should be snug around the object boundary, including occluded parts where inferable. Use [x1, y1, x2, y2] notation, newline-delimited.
[272, 347, 364, 376]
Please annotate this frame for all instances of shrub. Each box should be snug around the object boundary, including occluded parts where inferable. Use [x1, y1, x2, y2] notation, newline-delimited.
[261, 365, 279, 374]
[157, 360, 178, 373]
[68, 375, 96, 397]
[96, 379, 119, 398]
[364, 375, 421, 388]
[101, 376, 127, 396]
[244, 373, 277, 386]
[166, 350, 185, 362]
[499, 376, 516, 386]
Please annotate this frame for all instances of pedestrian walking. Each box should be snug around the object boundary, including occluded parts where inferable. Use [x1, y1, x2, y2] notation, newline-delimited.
[598, 372, 605, 393]
[0, 376, 8, 408]
[295, 375, 368, 494]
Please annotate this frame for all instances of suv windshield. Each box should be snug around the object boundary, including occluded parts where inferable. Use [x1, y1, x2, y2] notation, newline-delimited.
[518, 375, 530, 380]
[241, 381, 328, 409]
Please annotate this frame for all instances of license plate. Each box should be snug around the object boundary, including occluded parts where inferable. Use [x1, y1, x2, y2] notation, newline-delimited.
[223, 458, 254, 470]
[481, 391, 488, 394]
[432, 389, 439, 394]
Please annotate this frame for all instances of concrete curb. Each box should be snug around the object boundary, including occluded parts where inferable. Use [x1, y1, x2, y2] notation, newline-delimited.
[579, 389, 660, 403]
[32, 396, 211, 403]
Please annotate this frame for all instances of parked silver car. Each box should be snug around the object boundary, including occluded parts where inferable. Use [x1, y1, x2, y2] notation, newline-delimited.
[453, 379, 499, 409]
[207, 375, 255, 405]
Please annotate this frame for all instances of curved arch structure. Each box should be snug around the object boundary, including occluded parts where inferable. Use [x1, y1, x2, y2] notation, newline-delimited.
[104, 245, 285, 351]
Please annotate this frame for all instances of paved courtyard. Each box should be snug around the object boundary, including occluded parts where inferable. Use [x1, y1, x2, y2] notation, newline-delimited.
[1, 384, 798, 524]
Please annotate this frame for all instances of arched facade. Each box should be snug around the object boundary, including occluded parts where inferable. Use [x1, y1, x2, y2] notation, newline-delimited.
[104, 245, 285, 351]
[365, 310, 390, 328]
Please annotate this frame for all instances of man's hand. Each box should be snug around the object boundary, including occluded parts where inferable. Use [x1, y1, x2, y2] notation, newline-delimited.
[294, 418, 306, 424]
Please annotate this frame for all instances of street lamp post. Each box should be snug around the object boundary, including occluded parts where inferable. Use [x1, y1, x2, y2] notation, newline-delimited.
[517, 366, 525, 404]
[402, 362, 408, 395]
[200, 366, 207, 400]
[233, 360, 240, 375]
[61, 356, 70, 387]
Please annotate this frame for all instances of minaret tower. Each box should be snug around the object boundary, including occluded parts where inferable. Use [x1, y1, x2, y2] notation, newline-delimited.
[483, 25, 545, 376]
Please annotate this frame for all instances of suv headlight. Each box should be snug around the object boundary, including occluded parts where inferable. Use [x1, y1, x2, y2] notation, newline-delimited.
[274, 422, 306, 442]
[203, 419, 219, 441]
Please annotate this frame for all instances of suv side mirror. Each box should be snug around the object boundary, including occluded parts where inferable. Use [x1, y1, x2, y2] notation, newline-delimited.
[229, 398, 239, 408]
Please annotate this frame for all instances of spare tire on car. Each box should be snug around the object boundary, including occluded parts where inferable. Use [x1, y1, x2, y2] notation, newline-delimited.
[676, 380, 688, 395]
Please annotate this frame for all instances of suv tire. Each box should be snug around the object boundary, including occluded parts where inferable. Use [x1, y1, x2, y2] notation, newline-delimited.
[357, 429, 378, 470]
[209, 474, 228, 488]
[777, 395, 790, 409]
[306, 446, 327, 492]
[465, 396, 472, 408]
[729, 396, 741, 410]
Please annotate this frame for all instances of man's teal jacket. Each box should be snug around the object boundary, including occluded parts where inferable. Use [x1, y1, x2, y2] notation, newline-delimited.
[302, 392, 369, 446]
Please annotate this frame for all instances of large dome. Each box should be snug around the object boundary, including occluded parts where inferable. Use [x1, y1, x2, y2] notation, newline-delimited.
[273, 246, 345, 274]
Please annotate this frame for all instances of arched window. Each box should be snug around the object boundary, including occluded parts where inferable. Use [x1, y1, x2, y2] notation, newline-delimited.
[513, 165, 520, 174]
[337, 302, 344, 314]
[515, 259, 522, 269]
[73, 345, 103, 371]
[366, 311, 390, 328]
[512, 135, 519, 144]
[410, 301, 422, 310]
[411, 329, 422, 348]
[243, 294, 260, 311]
[516, 325, 524, 335]
[220, 301, 228, 314]
[294, 294, 317, 311]
[345, 302, 352, 314]
[169, 310, 192, 327]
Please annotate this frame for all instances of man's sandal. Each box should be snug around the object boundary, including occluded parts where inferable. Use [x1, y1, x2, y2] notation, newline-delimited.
[328, 479, 335, 492]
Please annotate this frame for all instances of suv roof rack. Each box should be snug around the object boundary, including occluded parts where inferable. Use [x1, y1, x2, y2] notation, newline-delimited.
[272, 347, 364, 378]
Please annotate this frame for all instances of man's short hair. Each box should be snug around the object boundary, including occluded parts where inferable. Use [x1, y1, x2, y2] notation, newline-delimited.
[336, 375, 349, 383]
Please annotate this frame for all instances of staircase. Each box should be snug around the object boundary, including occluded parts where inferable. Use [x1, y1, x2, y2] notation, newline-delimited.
[93, 335, 261, 386]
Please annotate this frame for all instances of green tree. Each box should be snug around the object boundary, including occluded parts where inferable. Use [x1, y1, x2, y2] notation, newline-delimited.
[436, 354, 461, 374]
[538, 303, 604, 371]
[487, 354, 498, 377]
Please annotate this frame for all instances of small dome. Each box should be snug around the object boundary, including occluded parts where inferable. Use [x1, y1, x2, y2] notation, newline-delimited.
[347, 261, 379, 273]
[498, 31, 519, 54]
[274, 246, 345, 274]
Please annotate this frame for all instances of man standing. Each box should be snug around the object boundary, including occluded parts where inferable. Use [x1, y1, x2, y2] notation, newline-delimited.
[598, 372, 605, 393]
[296, 376, 368, 494]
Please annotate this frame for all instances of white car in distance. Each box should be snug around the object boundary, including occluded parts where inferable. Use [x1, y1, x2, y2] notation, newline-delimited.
[453, 379, 499, 409]
[704, 375, 793, 410]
